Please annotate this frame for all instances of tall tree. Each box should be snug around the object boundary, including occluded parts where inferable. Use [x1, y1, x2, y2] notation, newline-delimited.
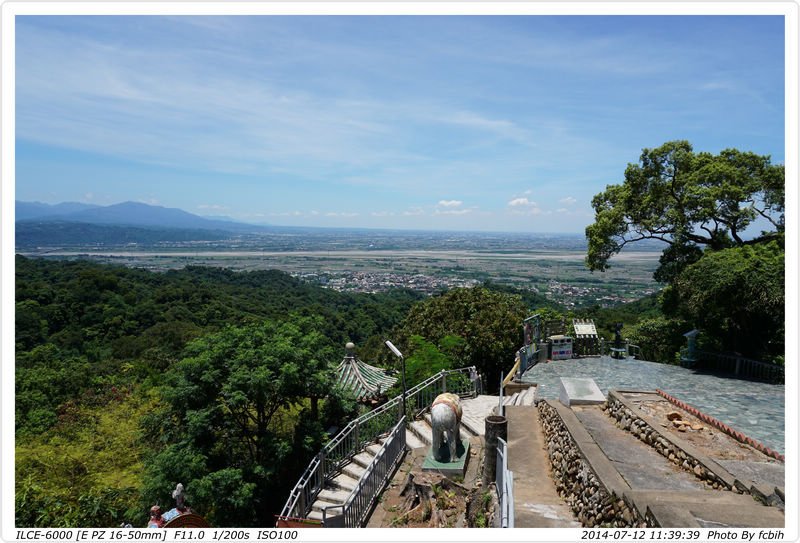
[586, 140, 784, 281]
[398, 287, 527, 389]
[585, 141, 785, 361]
[665, 241, 784, 359]
[141, 317, 337, 526]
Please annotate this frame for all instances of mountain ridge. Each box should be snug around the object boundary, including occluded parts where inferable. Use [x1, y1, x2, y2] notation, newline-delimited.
[15, 200, 269, 233]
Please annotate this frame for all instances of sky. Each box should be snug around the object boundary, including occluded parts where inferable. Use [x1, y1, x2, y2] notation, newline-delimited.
[14, 15, 786, 233]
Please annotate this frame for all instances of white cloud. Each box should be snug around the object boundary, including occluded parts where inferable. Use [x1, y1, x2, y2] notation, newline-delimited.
[325, 211, 359, 218]
[508, 197, 536, 207]
[559, 196, 577, 206]
[198, 204, 229, 211]
[507, 196, 545, 216]
[434, 208, 473, 216]
[370, 211, 395, 217]
[403, 207, 425, 216]
[437, 200, 463, 208]
[268, 211, 303, 217]
[442, 111, 535, 147]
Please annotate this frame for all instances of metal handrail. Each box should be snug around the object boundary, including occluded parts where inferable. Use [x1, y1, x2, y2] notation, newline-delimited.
[320, 416, 407, 527]
[278, 365, 480, 520]
[496, 437, 514, 528]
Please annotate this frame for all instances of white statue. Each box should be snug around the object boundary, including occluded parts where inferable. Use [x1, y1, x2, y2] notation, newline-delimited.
[430, 392, 462, 462]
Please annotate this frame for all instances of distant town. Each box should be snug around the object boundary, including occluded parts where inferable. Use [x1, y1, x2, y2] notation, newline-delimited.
[292, 270, 656, 307]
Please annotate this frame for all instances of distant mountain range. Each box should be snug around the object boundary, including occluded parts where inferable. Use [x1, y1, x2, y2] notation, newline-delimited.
[15, 200, 267, 233]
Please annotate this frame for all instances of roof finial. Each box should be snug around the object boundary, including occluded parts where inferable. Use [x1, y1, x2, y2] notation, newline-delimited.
[345, 342, 355, 358]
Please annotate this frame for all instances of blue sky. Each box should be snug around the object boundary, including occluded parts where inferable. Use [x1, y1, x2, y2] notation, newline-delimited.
[14, 15, 785, 233]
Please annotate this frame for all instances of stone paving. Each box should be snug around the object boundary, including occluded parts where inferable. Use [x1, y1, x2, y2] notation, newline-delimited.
[522, 356, 785, 454]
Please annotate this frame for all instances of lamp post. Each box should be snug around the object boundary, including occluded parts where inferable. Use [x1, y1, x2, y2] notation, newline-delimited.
[385, 340, 406, 419]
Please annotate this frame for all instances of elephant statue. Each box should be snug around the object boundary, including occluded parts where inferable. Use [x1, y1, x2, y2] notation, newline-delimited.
[430, 392, 462, 462]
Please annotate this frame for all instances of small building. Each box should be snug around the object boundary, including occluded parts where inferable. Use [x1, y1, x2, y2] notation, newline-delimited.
[335, 342, 398, 403]
[548, 335, 573, 360]
[572, 318, 600, 356]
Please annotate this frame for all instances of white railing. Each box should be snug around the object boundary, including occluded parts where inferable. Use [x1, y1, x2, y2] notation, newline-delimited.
[278, 366, 481, 521]
[320, 417, 407, 527]
[496, 437, 514, 528]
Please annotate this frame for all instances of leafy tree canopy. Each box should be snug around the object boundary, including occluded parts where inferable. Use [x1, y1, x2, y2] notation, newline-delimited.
[142, 317, 338, 526]
[664, 240, 784, 359]
[586, 140, 784, 281]
[398, 287, 527, 390]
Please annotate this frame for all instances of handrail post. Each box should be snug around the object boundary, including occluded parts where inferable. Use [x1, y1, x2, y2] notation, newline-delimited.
[441, 369, 447, 393]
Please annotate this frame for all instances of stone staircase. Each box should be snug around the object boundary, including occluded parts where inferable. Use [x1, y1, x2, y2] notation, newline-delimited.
[306, 440, 389, 521]
[305, 393, 516, 521]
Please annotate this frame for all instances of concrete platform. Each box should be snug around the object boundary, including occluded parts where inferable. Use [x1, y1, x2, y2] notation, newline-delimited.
[559, 377, 606, 406]
[505, 406, 580, 527]
[422, 438, 470, 477]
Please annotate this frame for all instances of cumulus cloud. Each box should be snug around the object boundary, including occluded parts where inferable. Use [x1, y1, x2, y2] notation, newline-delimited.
[370, 211, 395, 217]
[559, 196, 577, 205]
[508, 197, 535, 207]
[507, 196, 544, 215]
[437, 200, 463, 208]
[403, 207, 425, 216]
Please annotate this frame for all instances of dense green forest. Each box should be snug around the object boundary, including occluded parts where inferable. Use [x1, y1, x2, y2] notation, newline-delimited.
[16, 257, 566, 527]
[15, 257, 425, 527]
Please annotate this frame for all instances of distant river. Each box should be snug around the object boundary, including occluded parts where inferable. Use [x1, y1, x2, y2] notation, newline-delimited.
[522, 356, 785, 454]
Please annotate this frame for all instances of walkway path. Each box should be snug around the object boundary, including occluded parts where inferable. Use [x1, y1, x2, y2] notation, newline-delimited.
[505, 405, 580, 527]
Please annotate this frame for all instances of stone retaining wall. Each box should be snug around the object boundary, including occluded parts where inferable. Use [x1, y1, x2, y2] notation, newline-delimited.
[538, 401, 645, 528]
[605, 392, 733, 491]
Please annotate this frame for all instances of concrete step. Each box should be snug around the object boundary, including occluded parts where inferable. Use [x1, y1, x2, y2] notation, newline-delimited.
[351, 449, 377, 469]
[503, 392, 520, 406]
[518, 386, 537, 406]
[408, 419, 432, 445]
[422, 412, 480, 438]
[316, 487, 352, 504]
[328, 472, 359, 492]
[306, 510, 324, 521]
[341, 461, 367, 480]
[311, 494, 346, 513]
[405, 429, 428, 449]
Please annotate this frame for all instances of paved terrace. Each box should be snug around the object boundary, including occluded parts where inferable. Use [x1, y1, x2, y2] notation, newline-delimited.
[521, 356, 784, 454]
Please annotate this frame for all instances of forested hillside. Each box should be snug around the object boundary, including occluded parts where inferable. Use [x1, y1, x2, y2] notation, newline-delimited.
[15, 257, 423, 527]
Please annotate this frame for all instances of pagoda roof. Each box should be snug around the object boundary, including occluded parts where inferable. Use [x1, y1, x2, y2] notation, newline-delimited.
[335, 352, 397, 402]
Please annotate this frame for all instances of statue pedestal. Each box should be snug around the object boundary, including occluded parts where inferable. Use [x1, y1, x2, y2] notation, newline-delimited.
[422, 438, 470, 477]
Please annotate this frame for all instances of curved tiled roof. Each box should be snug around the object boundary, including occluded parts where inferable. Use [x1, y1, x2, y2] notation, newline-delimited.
[336, 350, 397, 402]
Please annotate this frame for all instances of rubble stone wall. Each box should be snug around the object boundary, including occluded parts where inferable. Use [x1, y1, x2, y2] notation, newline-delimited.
[604, 393, 734, 491]
[538, 401, 645, 528]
